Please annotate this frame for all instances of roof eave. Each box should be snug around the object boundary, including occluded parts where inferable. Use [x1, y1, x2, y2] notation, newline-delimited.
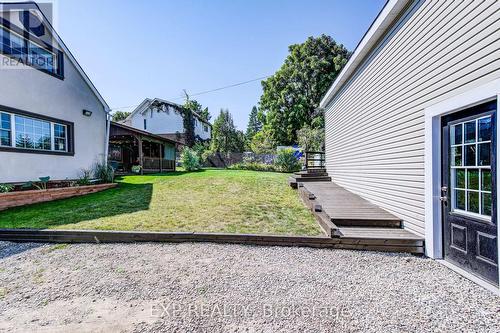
[319, 0, 411, 109]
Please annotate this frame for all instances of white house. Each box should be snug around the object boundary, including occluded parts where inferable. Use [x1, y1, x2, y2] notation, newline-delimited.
[123, 98, 211, 145]
[321, 0, 499, 290]
[0, 2, 110, 183]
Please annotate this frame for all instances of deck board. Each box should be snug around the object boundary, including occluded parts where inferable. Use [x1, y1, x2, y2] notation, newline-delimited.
[299, 181, 424, 253]
[303, 182, 401, 223]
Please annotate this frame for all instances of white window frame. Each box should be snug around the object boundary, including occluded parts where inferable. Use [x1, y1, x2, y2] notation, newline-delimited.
[450, 116, 492, 221]
[0, 111, 68, 153]
[0, 111, 12, 147]
[53, 123, 68, 152]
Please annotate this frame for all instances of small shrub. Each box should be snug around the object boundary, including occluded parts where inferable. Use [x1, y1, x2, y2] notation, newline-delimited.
[131, 165, 142, 174]
[21, 181, 34, 190]
[192, 141, 210, 164]
[0, 183, 14, 193]
[180, 147, 201, 171]
[77, 169, 92, 186]
[228, 162, 278, 172]
[274, 148, 301, 173]
[34, 176, 50, 190]
[93, 162, 115, 183]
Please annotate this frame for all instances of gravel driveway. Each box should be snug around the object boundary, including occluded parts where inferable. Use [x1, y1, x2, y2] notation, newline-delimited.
[0, 241, 498, 333]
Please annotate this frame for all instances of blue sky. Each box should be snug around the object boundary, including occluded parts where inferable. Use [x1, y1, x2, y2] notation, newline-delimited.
[56, 0, 385, 130]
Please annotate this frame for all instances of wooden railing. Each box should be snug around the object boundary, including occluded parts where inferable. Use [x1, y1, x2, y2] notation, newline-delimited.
[161, 159, 175, 171]
[142, 157, 175, 171]
[305, 151, 325, 171]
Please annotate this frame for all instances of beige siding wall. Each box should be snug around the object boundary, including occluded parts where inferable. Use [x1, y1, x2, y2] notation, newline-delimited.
[324, 0, 500, 236]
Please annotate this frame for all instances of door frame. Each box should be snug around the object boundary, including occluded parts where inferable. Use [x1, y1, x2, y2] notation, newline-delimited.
[424, 78, 500, 292]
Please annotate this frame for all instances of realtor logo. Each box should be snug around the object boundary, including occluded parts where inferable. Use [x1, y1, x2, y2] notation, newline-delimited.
[0, 1, 59, 73]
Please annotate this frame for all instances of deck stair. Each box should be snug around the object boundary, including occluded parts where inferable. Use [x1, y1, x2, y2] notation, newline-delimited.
[297, 182, 424, 254]
[288, 169, 331, 188]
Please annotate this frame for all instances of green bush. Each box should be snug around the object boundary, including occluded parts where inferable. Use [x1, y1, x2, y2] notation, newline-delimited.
[274, 148, 301, 173]
[77, 169, 92, 186]
[180, 147, 201, 171]
[131, 165, 142, 174]
[228, 162, 278, 172]
[0, 183, 14, 193]
[93, 162, 115, 183]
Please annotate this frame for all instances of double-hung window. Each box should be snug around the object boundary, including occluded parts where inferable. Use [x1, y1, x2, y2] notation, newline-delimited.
[0, 112, 11, 146]
[0, 109, 71, 154]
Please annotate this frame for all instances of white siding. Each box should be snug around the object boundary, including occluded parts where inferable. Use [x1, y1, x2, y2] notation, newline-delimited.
[324, 0, 500, 236]
[129, 107, 211, 140]
[0, 52, 107, 182]
[194, 118, 211, 140]
[130, 108, 184, 135]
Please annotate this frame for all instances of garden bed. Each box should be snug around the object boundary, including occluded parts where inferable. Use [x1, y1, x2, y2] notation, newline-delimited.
[0, 183, 118, 211]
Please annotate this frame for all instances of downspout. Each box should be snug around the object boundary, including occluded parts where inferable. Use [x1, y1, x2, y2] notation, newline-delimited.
[104, 108, 111, 166]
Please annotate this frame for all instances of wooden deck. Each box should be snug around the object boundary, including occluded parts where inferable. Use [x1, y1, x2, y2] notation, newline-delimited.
[298, 182, 424, 253]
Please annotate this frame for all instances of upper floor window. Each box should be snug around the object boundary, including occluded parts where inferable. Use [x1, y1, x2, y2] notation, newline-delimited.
[144, 119, 147, 130]
[0, 25, 63, 78]
[203, 125, 209, 132]
[0, 109, 72, 154]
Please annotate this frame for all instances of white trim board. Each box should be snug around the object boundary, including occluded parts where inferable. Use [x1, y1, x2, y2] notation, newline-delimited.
[424, 78, 500, 288]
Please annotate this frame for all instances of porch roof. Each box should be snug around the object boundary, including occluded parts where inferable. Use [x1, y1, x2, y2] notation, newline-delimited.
[110, 122, 177, 146]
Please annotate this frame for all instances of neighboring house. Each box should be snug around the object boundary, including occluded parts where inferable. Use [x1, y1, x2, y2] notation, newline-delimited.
[321, 0, 499, 289]
[123, 98, 211, 145]
[0, 2, 110, 183]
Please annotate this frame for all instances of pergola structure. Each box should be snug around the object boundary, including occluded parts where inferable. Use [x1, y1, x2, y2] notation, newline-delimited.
[108, 122, 177, 174]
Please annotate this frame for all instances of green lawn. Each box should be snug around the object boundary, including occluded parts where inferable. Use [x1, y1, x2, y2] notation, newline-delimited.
[0, 169, 322, 236]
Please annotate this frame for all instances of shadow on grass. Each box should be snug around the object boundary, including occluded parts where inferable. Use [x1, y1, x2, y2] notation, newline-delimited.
[0, 182, 153, 230]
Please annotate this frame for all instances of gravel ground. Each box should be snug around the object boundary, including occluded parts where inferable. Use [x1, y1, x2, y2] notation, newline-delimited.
[0, 241, 498, 333]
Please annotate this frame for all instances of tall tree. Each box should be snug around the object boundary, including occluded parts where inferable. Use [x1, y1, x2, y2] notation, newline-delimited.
[111, 111, 131, 122]
[246, 106, 262, 140]
[183, 97, 211, 122]
[210, 109, 244, 153]
[259, 34, 350, 145]
[182, 93, 211, 146]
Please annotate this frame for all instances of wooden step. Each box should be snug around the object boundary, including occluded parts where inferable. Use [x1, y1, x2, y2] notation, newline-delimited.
[332, 218, 401, 228]
[294, 172, 329, 178]
[290, 175, 332, 182]
[338, 227, 424, 246]
[288, 176, 332, 189]
[295, 182, 424, 253]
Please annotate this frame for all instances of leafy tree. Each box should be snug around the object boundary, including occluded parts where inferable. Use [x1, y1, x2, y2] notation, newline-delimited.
[111, 111, 131, 122]
[249, 129, 275, 154]
[182, 107, 195, 147]
[297, 124, 325, 152]
[246, 106, 262, 140]
[259, 34, 350, 145]
[184, 99, 211, 122]
[210, 109, 245, 153]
